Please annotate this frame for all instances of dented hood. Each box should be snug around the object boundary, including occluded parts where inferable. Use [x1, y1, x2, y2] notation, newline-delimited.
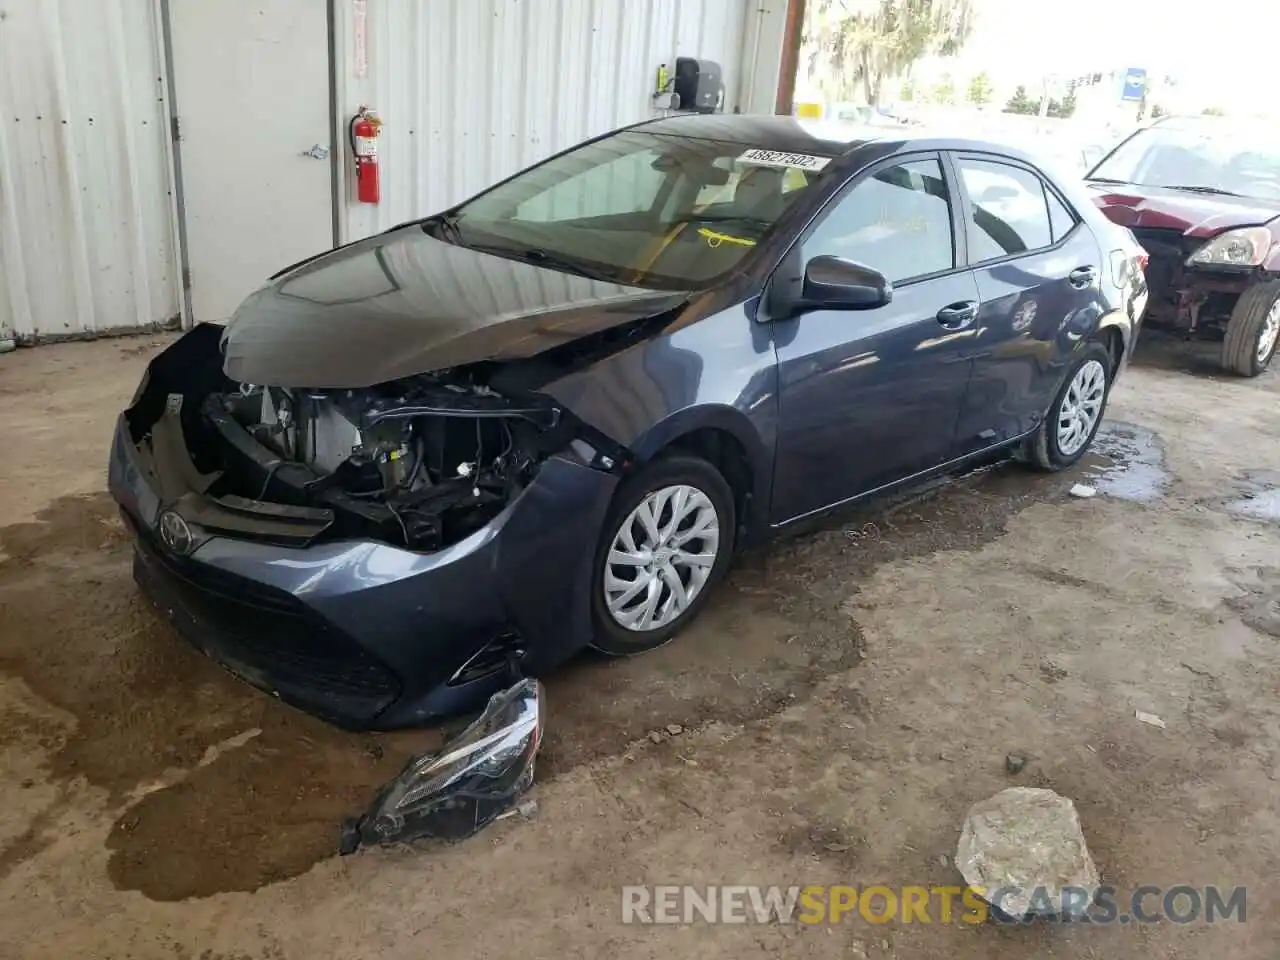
[1086, 181, 1280, 239]
[220, 224, 687, 389]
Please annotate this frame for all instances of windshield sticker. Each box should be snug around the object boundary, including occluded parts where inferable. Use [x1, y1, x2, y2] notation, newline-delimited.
[738, 148, 830, 172]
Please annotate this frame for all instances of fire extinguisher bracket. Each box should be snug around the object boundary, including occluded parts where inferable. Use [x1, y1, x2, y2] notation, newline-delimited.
[350, 107, 383, 205]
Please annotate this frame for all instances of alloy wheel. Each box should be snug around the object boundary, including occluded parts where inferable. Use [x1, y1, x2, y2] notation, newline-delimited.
[1057, 359, 1107, 457]
[602, 484, 720, 632]
[1256, 299, 1280, 364]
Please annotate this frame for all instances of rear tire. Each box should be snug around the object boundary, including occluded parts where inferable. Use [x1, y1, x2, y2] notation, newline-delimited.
[1222, 281, 1280, 377]
[1021, 342, 1114, 472]
[589, 456, 735, 656]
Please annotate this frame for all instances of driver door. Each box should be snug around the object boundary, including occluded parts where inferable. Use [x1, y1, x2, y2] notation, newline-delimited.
[769, 154, 981, 524]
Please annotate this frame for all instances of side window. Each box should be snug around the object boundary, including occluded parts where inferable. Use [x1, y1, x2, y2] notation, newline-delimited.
[1046, 187, 1078, 242]
[803, 158, 954, 283]
[956, 158, 1053, 262]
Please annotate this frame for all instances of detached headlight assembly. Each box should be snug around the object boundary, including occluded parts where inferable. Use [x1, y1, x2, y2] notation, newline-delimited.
[342, 678, 544, 852]
[1188, 226, 1275, 267]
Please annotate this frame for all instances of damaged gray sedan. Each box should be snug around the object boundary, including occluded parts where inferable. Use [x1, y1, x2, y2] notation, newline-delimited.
[110, 116, 1143, 751]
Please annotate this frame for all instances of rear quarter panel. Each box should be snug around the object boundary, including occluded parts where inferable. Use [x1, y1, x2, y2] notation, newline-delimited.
[1063, 180, 1139, 357]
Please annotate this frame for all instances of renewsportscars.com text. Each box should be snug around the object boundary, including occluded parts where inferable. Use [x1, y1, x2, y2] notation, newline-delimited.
[620, 884, 1246, 925]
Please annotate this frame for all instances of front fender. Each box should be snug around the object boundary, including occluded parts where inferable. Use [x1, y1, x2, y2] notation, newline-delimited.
[630, 403, 775, 540]
[630, 402, 770, 464]
[1259, 227, 1280, 273]
[539, 307, 780, 519]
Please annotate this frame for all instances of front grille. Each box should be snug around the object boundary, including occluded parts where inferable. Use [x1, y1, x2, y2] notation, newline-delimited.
[133, 517, 298, 614]
[129, 514, 401, 725]
[1130, 227, 1205, 263]
[1129, 226, 1194, 255]
[1130, 228, 1203, 304]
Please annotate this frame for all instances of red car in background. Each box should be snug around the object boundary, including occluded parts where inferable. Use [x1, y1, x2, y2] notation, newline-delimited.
[1086, 116, 1280, 376]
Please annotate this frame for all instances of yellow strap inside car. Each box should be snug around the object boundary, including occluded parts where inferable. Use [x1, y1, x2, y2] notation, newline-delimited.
[696, 227, 756, 249]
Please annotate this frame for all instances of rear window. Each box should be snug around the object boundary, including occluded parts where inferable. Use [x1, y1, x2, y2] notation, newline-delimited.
[956, 158, 1054, 261]
[1046, 188, 1078, 242]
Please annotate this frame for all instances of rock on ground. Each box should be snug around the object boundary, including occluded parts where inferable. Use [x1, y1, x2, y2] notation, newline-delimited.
[955, 787, 1099, 919]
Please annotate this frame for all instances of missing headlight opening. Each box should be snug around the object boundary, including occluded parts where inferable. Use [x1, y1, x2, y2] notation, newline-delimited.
[124, 323, 613, 553]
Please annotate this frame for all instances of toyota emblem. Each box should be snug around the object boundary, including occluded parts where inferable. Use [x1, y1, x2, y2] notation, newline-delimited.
[158, 510, 194, 556]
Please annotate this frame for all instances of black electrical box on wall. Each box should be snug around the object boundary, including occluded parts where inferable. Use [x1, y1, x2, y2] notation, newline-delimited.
[673, 57, 723, 113]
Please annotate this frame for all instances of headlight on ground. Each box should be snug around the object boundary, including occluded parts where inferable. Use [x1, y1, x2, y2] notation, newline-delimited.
[342, 678, 544, 851]
[1188, 226, 1274, 268]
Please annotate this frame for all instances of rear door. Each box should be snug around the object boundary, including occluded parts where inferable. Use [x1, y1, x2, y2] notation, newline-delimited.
[770, 154, 982, 524]
[948, 154, 1102, 455]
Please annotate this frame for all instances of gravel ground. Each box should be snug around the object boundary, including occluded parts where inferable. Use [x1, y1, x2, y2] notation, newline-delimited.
[0, 331, 1277, 959]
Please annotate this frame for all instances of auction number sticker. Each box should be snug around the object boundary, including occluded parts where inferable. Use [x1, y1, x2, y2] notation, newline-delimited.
[738, 148, 830, 172]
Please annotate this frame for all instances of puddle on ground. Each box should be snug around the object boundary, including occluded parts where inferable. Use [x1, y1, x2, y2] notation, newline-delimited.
[1220, 471, 1280, 523]
[1081, 422, 1171, 504]
[0, 443, 1078, 902]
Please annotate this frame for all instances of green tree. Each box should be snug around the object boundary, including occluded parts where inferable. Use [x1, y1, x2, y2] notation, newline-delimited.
[1004, 85, 1037, 115]
[966, 71, 993, 106]
[1202, 106, 1226, 116]
[899, 77, 916, 101]
[930, 73, 956, 105]
[1047, 90, 1076, 119]
[1150, 103, 1168, 119]
[803, 0, 976, 107]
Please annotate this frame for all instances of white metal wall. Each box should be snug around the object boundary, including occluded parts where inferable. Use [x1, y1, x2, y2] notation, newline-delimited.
[335, 0, 765, 242]
[0, 0, 786, 343]
[0, 0, 180, 343]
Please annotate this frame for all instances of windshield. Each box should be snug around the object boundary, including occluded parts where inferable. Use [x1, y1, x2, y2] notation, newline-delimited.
[441, 130, 827, 290]
[1089, 123, 1280, 201]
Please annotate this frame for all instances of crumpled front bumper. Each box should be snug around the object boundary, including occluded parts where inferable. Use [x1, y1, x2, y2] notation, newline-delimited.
[108, 414, 618, 729]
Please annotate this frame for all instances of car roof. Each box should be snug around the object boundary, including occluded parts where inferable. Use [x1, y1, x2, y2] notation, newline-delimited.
[636, 113, 1043, 167]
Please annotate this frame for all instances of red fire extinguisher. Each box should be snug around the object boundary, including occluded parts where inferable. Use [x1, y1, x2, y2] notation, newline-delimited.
[349, 107, 383, 204]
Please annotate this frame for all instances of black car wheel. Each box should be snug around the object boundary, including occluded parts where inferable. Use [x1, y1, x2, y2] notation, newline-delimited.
[1223, 281, 1280, 377]
[589, 455, 735, 656]
[1021, 341, 1114, 472]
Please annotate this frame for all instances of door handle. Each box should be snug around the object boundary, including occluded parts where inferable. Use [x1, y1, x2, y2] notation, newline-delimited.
[1068, 266, 1098, 288]
[936, 300, 979, 330]
[301, 143, 330, 160]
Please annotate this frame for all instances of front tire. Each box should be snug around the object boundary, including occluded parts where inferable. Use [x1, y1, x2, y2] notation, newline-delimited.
[589, 455, 735, 656]
[1222, 281, 1280, 377]
[1021, 342, 1113, 472]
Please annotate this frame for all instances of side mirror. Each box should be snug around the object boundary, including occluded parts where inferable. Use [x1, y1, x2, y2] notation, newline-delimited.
[801, 256, 892, 310]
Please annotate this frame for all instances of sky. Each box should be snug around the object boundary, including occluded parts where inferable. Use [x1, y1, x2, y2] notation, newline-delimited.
[947, 0, 1279, 110]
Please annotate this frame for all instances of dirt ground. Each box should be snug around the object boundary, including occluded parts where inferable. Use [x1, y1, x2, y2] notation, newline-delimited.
[1, 331, 1278, 959]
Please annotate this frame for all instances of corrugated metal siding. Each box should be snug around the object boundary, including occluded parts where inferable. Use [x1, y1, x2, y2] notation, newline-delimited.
[0, 0, 179, 342]
[336, 0, 751, 241]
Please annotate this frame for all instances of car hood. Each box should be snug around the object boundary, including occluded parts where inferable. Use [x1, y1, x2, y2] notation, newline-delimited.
[219, 224, 689, 389]
[1085, 181, 1280, 239]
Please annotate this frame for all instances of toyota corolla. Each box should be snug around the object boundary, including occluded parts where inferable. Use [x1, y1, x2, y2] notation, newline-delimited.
[110, 115, 1147, 731]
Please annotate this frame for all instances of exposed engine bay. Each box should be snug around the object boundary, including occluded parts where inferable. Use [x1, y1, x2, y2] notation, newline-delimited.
[124, 324, 603, 553]
[216, 377, 561, 550]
